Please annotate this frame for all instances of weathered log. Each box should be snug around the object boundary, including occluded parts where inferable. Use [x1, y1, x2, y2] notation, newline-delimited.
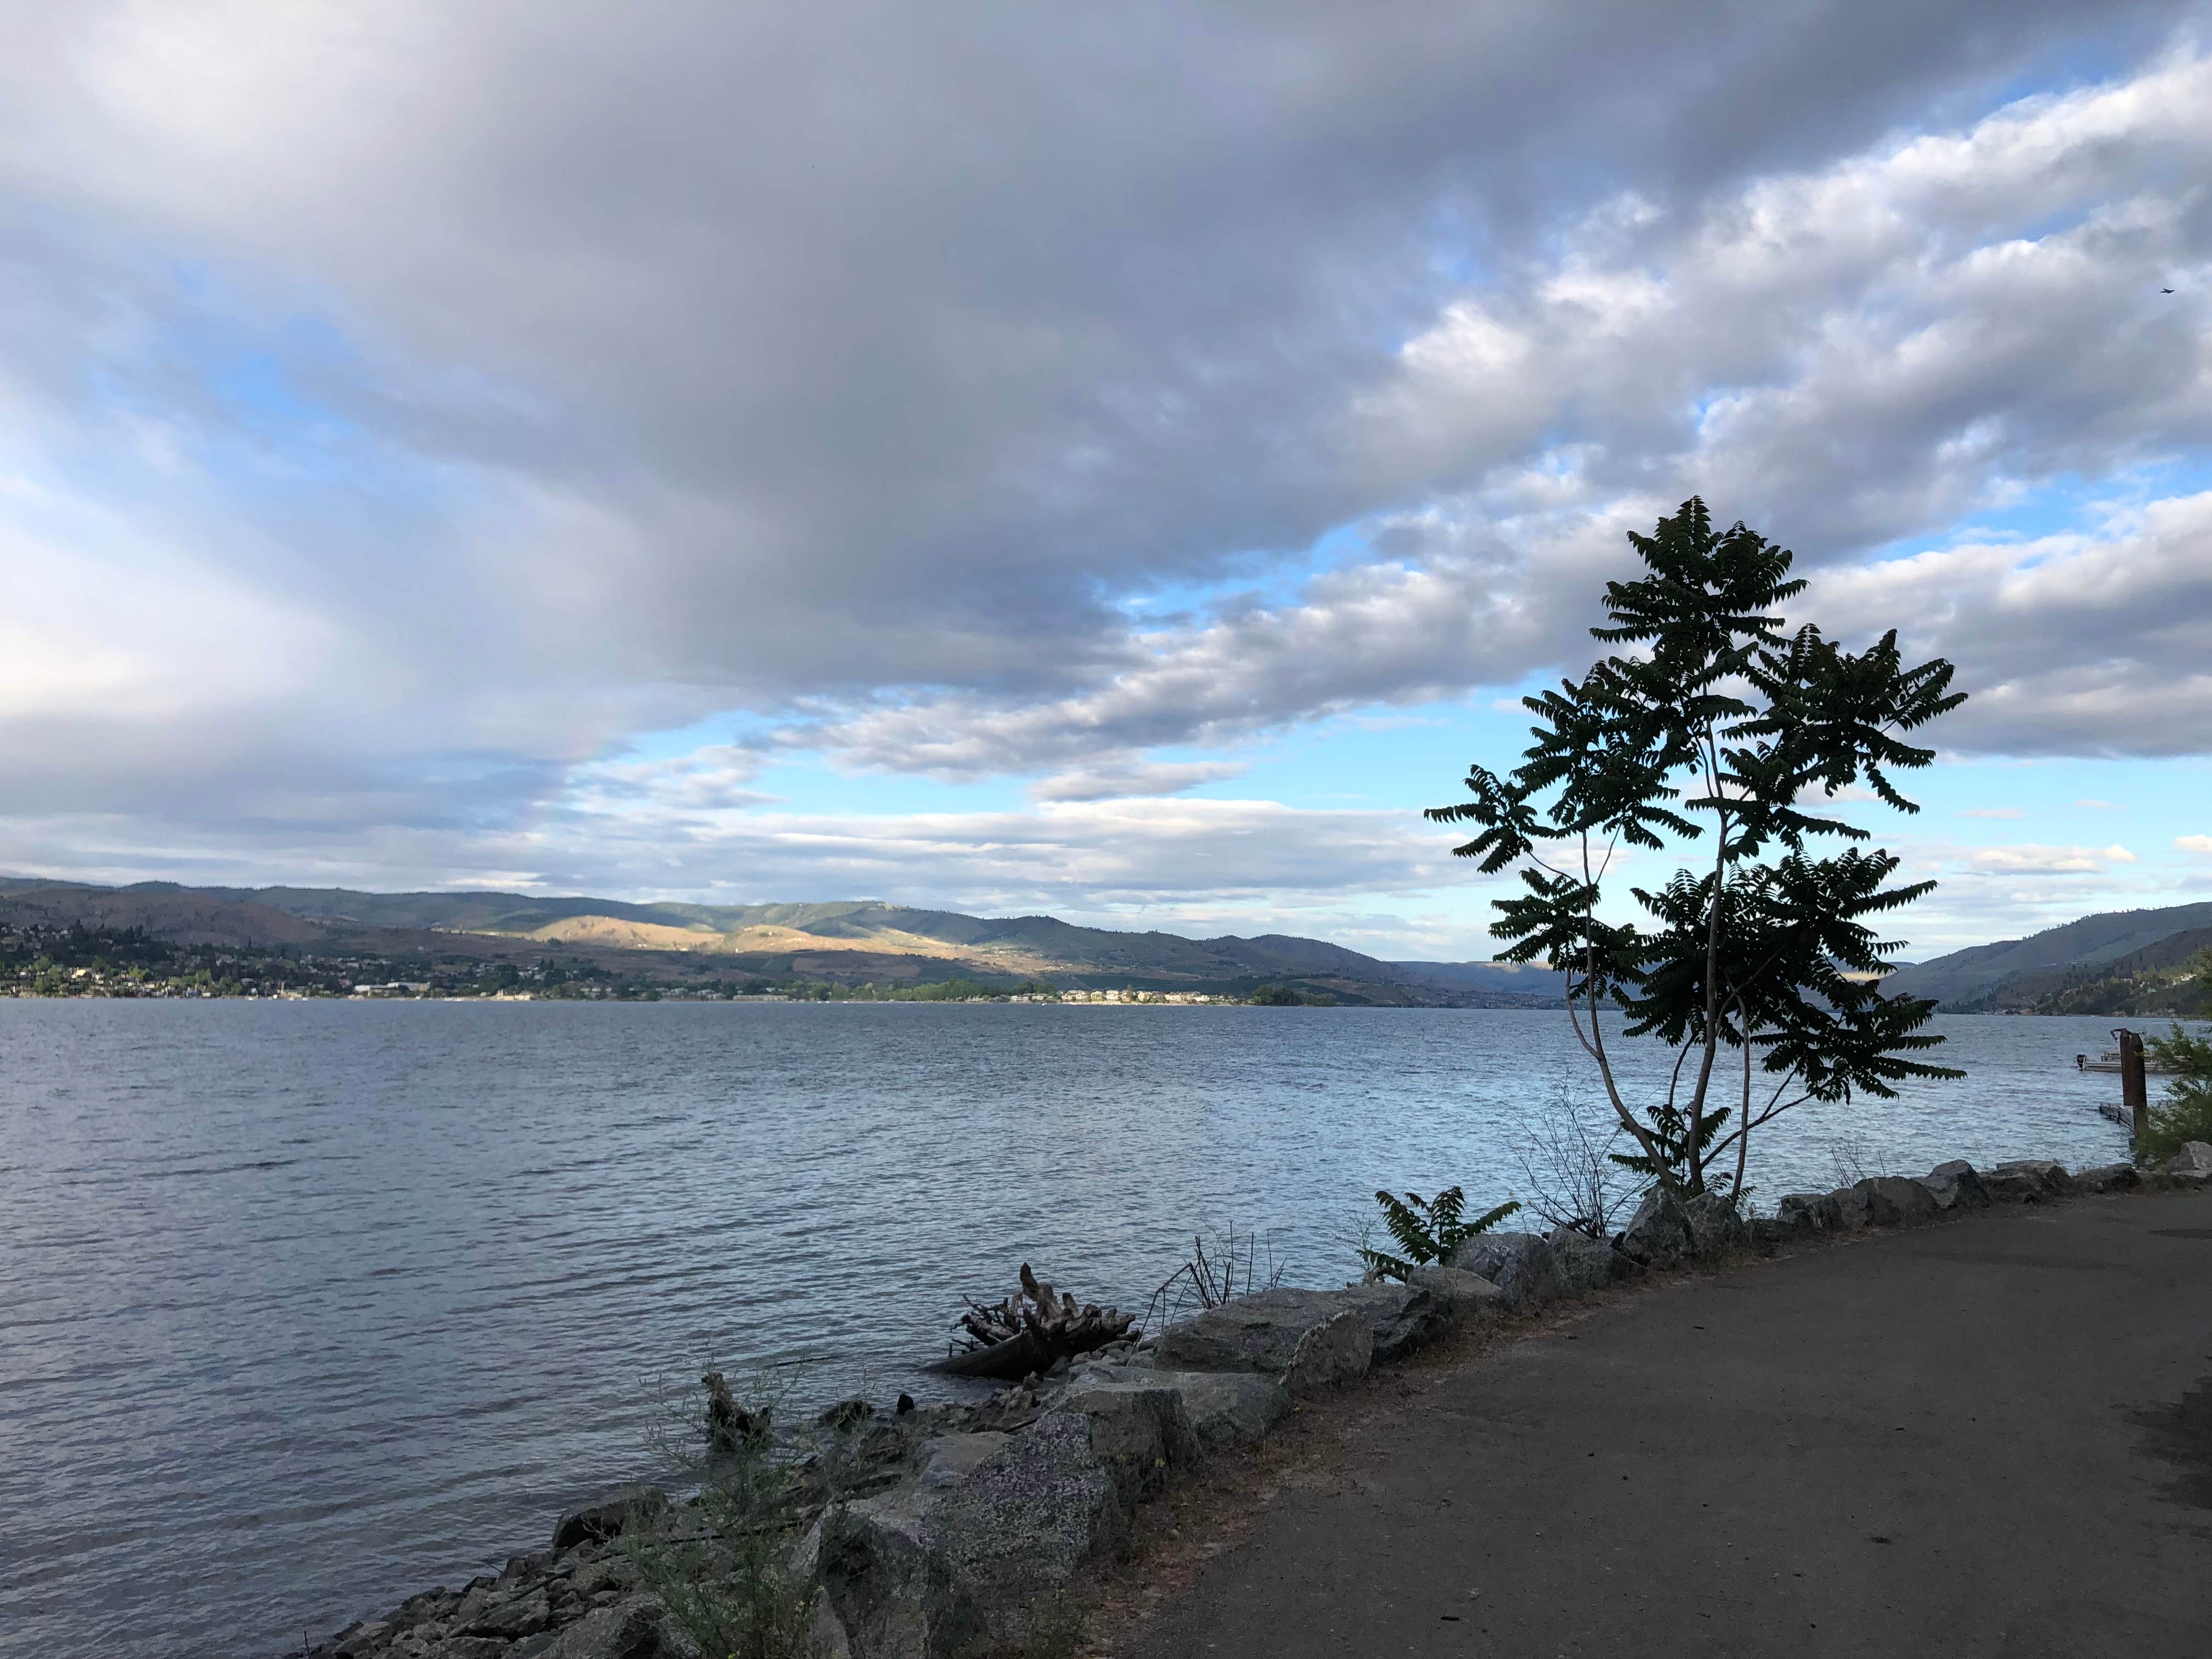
[703, 1370, 770, 1451]
[930, 1261, 1136, 1378]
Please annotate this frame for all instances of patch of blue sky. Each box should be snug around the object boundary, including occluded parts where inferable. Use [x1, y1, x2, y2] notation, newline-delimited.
[1975, 33, 2154, 121]
[87, 335, 388, 502]
[82, 256, 536, 519]
[1918, 753, 2210, 836]
[1110, 518, 1380, 626]
[592, 713, 1034, 816]
[617, 710, 777, 765]
[1181, 680, 1560, 815]
[1859, 459, 2212, 563]
[1421, 234, 1495, 292]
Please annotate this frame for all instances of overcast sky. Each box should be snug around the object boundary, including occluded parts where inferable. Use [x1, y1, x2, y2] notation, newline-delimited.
[4, 2, 2209, 958]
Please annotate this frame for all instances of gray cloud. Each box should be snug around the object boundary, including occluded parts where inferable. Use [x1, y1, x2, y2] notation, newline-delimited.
[2, 0, 2209, 907]
[769, 50, 2212, 778]
[1816, 490, 2212, 755]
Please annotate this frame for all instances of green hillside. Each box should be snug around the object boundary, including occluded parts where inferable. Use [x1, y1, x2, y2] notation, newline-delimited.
[1949, 925, 2212, 1016]
[1879, 901, 2212, 1008]
[0, 879, 1564, 1006]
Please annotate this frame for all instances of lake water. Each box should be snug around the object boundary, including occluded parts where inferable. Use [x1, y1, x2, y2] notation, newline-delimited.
[0, 1000, 2142, 1657]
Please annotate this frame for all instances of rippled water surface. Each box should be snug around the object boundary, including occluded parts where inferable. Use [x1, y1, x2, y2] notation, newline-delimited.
[0, 1000, 2142, 1656]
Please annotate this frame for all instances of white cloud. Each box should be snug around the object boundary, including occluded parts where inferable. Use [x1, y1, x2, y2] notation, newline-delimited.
[1815, 492, 2212, 755]
[1967, 842, 2137, 873]
[0, 792, 1486, 918]
[569, 747, 778, 812]
[2077, 798, 2125, 809]
[2177, 834, 2212, 854]
[1028, 761, 1247, 804]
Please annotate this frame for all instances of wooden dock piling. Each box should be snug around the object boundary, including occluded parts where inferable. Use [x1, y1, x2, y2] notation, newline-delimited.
[2118, 1028, 2148, 1146]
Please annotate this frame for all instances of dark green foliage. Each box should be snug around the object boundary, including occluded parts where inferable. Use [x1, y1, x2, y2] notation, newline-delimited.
[1250, 983, 1333, 1005]
[1359, 1186, 1521, 1280]
[885, 976, 1006, 1001]
[1954, 935, 2212, 1016]
[2141, 1024, 2212, 1162]
[1427, 499, 1966, 1197]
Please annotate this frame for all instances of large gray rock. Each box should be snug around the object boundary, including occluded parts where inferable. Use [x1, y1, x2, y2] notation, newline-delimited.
[2166, 1141, 2212, 1176]
[1821, 1184, 1875, 1231]
[1547, 1229, 1632, 1293]
[805, 1489, 946, 1659]
[462, 1588, 554, 1641]
[329, 1619, 390, 1658]
[926, 1415, 1124, 1642]
[1052, 1377, 1197, 1500]
[1405, 1263, 1509, 1324]
[1619, 1189, 1696, 1267]
[805, 1419, 1126, 1659]
[1153, 1289, 1374, 1395]
[1279, 1308, 1372, 1393]
[1858, 1176, 1940, 1228]
[1334, 1279, 1454, 1361]
[1772, 1194, 1826, 1235]
[551, 1485, 667, 1554]
[1449, 1232, 1568, 1302]
[1683, 1192, 1750, 1255]
[1916, 1161, 1989, 1211]
[1986, 1159, 2073, 1202]
[2074, 1162, 2141, 1193]
[803, 1432, 1006, 1643]
[1165, 1370, 1291, 1450]
[540, 1596, 695, 1659]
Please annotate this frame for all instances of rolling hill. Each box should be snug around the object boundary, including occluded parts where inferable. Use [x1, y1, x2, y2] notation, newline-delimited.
[0, 882, 328, 947]
[1879, 901, 2212, 1010]
[15, 874, 2207, 1014]
[0, 879, 1566, 1007]
[1944, 924, 2212, 1016]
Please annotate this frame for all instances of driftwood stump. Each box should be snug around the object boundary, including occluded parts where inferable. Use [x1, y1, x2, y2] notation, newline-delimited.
[932, 1262, 1135, 1379]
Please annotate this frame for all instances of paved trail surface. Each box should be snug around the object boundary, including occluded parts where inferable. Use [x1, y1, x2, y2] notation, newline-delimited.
[1135, 1190, 2212, 1658]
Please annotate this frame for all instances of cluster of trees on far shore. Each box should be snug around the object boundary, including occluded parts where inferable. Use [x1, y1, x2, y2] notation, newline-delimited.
[1966, 943, 2212, 1019]
[0, 926, 1341, 1007]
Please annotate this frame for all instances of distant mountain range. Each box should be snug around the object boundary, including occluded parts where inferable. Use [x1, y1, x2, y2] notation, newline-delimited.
[0, 878, 1567, 1007]
[1878, 901, 2212, 1013]
[10, 875, 2203, 1015]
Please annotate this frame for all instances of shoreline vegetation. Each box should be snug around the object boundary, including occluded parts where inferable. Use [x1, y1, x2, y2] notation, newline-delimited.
[0, 879, 1564, 1011]
[8, 878, 2211, 1018]
[0, 921, 1333, 1006]
[1, 915, 2186, 1021]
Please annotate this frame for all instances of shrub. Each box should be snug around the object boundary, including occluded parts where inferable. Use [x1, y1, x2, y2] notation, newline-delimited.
[1359, 1186, 1520, 1280]
[2140, 1024, 2212, 1163]
[619, 1373, 823, 1659]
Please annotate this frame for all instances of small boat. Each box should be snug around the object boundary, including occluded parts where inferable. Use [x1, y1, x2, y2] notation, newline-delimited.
[2077, 1048, 2176, 1075]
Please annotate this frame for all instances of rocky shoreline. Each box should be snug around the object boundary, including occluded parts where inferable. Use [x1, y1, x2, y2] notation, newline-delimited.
[305, 1143, 2212, 1659]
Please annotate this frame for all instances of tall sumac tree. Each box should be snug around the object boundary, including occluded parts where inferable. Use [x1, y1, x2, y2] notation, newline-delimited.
[1427, 499, 1967, 1200]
